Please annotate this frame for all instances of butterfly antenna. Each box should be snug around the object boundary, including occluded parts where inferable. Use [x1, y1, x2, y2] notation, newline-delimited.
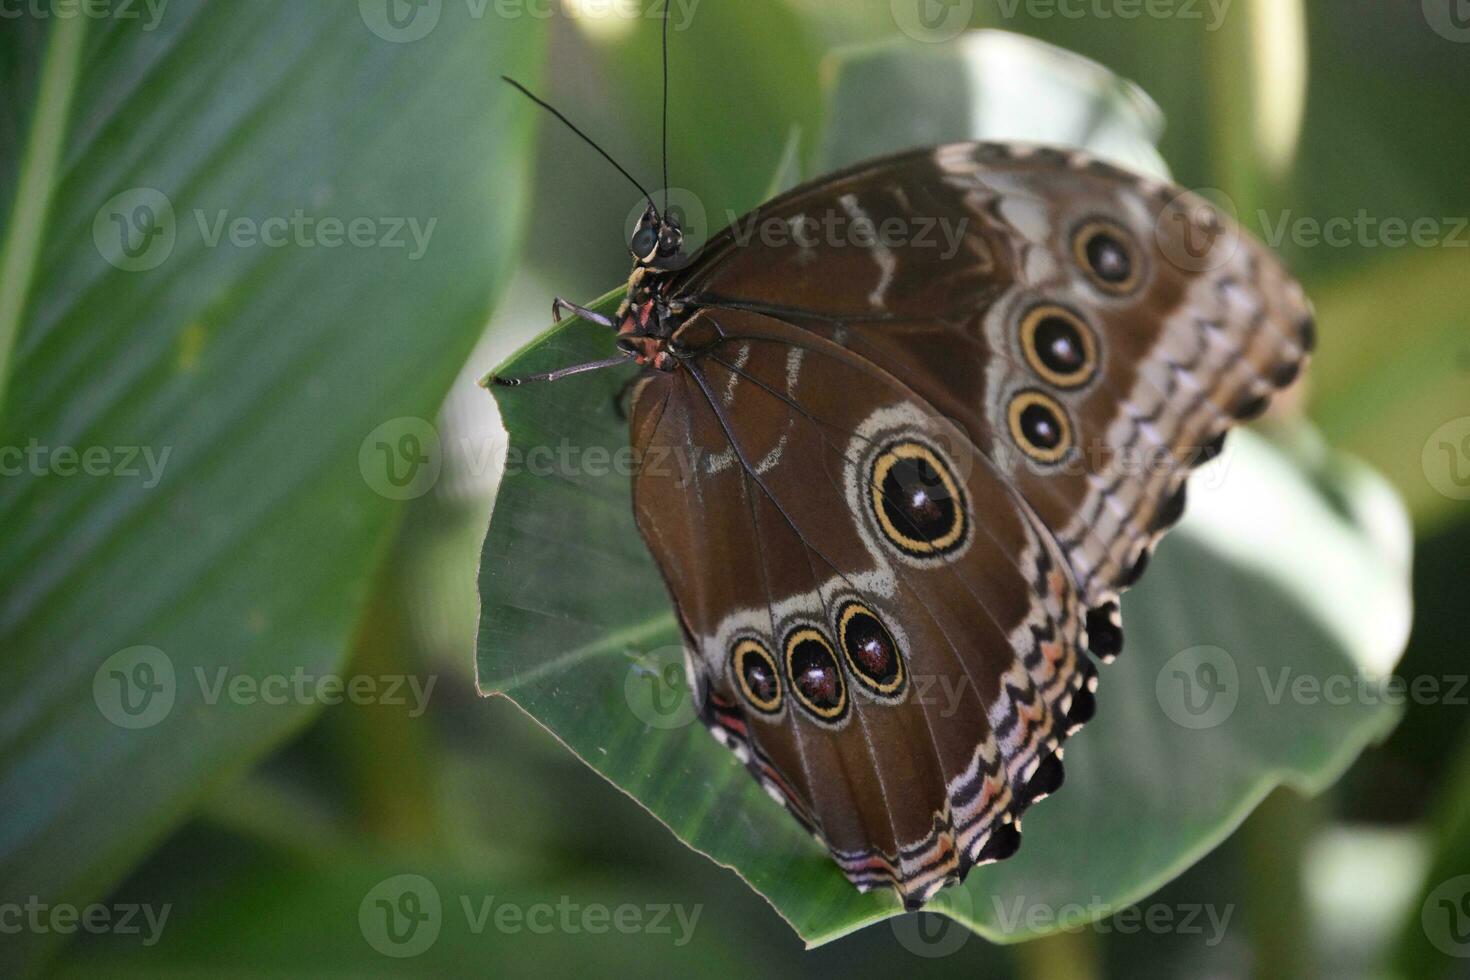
[661, 4, 670, 214]
[501, 75, 659, 218]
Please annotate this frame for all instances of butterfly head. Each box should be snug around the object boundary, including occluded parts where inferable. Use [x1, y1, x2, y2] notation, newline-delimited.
[629, 204, 684, 269]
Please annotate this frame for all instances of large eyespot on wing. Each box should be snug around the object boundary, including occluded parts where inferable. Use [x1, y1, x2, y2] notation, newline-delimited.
[629, 308, 1099, 909]
[673, 143, 1312, 662]
[865, 437, 970, 564]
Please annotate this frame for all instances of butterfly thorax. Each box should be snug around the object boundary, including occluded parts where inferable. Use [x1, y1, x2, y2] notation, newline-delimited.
[617, 205, 692, 373]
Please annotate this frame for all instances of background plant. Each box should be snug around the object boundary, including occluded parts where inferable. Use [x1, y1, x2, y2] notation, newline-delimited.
[1, 1, 1466, 977]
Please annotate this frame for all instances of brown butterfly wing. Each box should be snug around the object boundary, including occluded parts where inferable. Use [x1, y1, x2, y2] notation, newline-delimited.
[629, 142, 1310, 904]
[675, 142, 1314, 639]
[629, 309, 1093, 906]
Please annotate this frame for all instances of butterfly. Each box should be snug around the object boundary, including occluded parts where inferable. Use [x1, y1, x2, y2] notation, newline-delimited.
[492, 56, 1313, 913]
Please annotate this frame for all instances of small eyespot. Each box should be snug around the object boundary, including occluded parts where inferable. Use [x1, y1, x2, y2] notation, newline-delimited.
[868, 440, 969, 559]
[1073, 219, 1143, 294]
[784, 628, 847, 722]
[1008, 390, 1073, 464]
[731, 638, 782, 715]
[837, 602, 905, 697]
[1019, 305, 1099, 389]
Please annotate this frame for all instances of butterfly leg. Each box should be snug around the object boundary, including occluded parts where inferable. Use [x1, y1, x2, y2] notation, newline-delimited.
[484, 352, 633, 387]
[552, 297, 616, 328]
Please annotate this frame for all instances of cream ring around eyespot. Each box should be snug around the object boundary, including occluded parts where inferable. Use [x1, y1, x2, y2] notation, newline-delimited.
[868, 441, 967, 556]
[1019, 304, 1099, 389]
[1073, 218, 1144, 295]
[837, 602, 906, 696]
[1007, 390, 1074, 464]
[731, 638, 782, 714]
[784, 627, 847, 721]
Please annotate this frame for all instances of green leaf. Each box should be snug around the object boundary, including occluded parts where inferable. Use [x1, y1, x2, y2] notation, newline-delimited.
[0, 1, 543, 972]
[475, 34, 1410, 945]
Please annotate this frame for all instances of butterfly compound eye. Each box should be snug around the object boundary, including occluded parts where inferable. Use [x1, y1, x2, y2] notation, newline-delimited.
[1073, 219, 1143, 295]
[630, 225, 659, 260]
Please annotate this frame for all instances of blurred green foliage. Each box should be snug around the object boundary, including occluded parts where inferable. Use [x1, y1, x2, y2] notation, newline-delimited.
[1, 1, 1466, 977]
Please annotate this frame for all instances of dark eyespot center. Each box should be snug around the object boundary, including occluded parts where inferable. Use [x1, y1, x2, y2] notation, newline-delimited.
[789, 635, 843, 712]
[1020, 402, 1064, 450]
[869, 441, 969, 560]
[881, 456, 956, 542]
[742, 654, 777, 702]
[1085, 231, 1133, 283]
[1034, 315, 1086, 375]
[840, 607, 900, 686]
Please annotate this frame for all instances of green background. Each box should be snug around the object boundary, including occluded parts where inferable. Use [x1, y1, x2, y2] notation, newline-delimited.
[1, 1, 1467, 976]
